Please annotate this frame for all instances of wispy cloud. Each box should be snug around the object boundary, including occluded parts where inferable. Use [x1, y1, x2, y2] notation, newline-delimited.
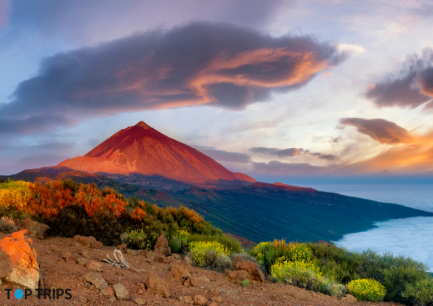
[0, 22, 348, 135]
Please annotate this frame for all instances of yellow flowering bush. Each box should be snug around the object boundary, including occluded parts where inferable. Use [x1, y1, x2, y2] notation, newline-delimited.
[175, 229, 190, 240]
[347, 279, 386, 302]
[270, 257, 344, 296]
[189, 241, 229, 266]
[0, 180, 33, 213]
[271, 257, 323, 280]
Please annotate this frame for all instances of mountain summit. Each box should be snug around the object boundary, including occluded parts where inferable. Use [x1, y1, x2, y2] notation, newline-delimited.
[58, 121, 255, 184]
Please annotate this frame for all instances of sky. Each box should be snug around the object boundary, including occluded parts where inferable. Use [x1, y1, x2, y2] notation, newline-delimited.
[1, 0, 433, 184]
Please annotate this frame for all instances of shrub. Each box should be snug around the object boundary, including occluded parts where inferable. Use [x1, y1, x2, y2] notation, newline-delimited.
[0, 216, 17, 234]
[187, 234, 241, 254]
[241, 279, 250, 287]
[347, 279, 386, 302]
[120, 227, 156, 250]
[203, 249, 232, 271]
[0, 180, 33, 218]
[307, 242, 361, 284]
[169, 237, 182, 253]
[251, 240, 314, 272]
[357, 250, 429, 303]
[270, 257, 344, 296]
[402, 278, 433, 306]
[189, 241, 229, 266]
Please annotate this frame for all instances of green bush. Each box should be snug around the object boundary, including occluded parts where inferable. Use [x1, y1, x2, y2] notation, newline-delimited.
[202, 249, 232, 271]
[189, 241, 229, 266]
[169, 236, 182, 253]
[241, 279, 250, 287]
[307, 242, 361, 284]
[120, 227, 157, 250]
[402, 278, 433, 306]
[251, 240, 314, 272]
[347, 279, 386, 302]
[270, 258, 344, 297]
[187, 234, 241, 254]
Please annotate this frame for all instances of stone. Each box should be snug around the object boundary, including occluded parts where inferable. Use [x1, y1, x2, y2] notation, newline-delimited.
[127, 249, 139, 256]
[144, 271, 170, 298]
[21, 218, 49, 239]
[0, 230, 39, 291]
[208, 289, 219, 296]
[184, 256, 193, 265]
[108, 296, 117, 302]
[73, 235, 98, 248]
[80, 249, 92, 259]
[117, 243, 127, 253]
[179, 296, 194, 304]
[171, 265, 191, 282]
[291, 291, 307, 301]
[235, 270, 249, 281]
[211, 295, 223, 303]
[87, 260, 103, 272]
[234, 258, 265, 282]
[183, 276, 200, 287]
[102, 286, 115, 297]
[194, 295, 208, 306]
[341, 294, 358, 303]
[134, 298, 147, 305]
[156, 255, 170, 263]
[154, 233, 171, 256]
[113, 283, 130, 300]
[141, 250, 155, 262]
[83, 272, 108, 290]
[77, 257, 90, 266]
[171, 253, 181, 260]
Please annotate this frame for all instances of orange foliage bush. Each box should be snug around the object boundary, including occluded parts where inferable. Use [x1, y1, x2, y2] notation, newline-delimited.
[28, 181, 127, 219]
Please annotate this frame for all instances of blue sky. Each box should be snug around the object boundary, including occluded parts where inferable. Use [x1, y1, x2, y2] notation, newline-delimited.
[1, 0, 433, 183]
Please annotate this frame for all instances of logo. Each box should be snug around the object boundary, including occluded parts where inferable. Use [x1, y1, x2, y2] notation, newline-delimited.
[5, 288, 72, 300]
[12, 289, 24, 300]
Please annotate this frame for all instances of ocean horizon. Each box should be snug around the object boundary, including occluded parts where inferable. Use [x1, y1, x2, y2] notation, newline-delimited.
[307, 184, 433, 271]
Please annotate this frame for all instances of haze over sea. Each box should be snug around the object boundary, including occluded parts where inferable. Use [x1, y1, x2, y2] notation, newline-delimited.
[309, 184, 433, 271]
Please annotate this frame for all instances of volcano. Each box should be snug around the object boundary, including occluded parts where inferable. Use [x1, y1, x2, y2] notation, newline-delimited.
[58, 121, 255, 184]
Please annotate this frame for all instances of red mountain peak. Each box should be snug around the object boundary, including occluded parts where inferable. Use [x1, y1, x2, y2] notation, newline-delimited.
[135, 121, 151, 129]
[58, 122, 256, 185]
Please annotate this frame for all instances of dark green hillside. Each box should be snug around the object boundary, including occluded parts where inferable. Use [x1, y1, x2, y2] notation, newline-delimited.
[3, 169, 432, 244]
[167, 183, 433, 243]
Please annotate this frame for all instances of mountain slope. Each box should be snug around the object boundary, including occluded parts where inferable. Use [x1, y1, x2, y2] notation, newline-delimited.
[4, 168, 432, 244]
[59, 121, 247, 184]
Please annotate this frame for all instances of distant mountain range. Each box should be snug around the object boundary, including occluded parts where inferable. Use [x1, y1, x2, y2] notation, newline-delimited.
[2, 121, 432, 244]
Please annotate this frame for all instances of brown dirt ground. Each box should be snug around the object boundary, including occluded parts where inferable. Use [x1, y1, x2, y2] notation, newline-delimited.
[0, 233, 405, 306]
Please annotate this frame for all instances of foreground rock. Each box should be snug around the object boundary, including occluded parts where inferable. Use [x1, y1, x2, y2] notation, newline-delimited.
[0, 230, 40, 291]
[171, 264, 191, 282]
[113, 283, 129, 300]
[154, 233, 171, 256]
[83, 272, 108, 290]
[145, 271, 170, 298]
[73, 235, 103, 248]
[22, 218, 49, 239]
[231, 257, 265, 282]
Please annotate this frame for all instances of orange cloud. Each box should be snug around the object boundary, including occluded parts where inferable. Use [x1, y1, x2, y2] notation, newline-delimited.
[0, 22, 348, 134]
[339, 118, 413, 144]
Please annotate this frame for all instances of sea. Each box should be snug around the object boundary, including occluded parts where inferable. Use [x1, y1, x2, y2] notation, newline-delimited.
[308, 184, 433, 271]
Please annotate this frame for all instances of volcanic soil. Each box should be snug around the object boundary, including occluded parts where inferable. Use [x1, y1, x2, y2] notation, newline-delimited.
[0, 233, 405, 306]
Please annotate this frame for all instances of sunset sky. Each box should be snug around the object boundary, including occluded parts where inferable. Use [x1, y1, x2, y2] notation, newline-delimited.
[1, 0, 433, 183]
